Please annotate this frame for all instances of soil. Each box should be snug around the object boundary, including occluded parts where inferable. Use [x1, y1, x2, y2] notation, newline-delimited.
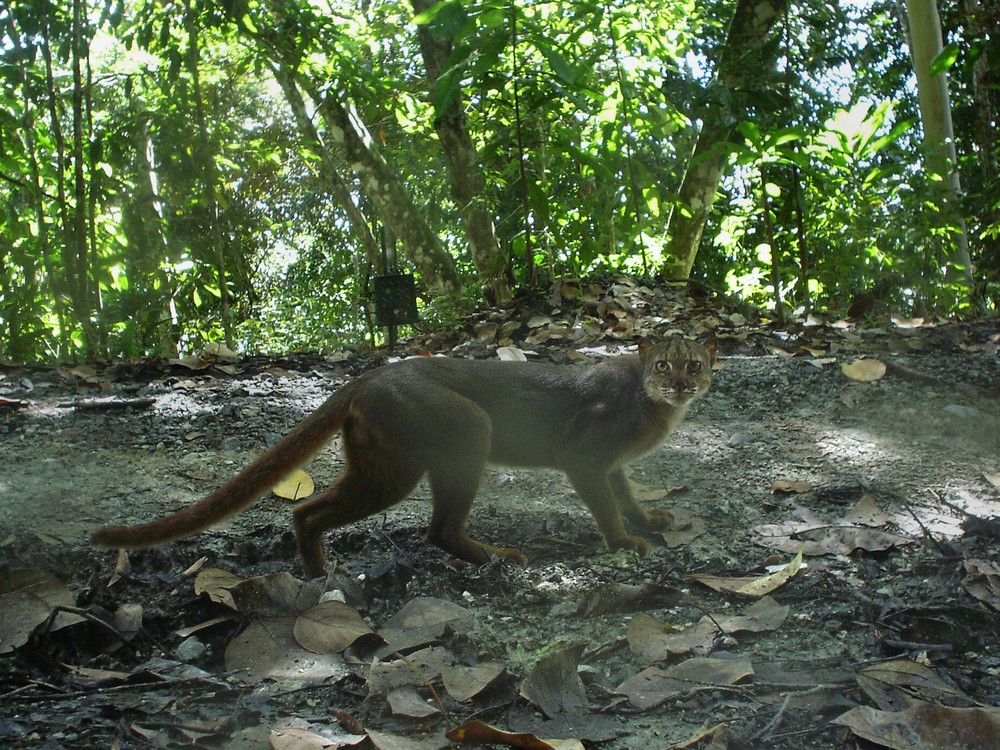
[2, 286, 999, 750]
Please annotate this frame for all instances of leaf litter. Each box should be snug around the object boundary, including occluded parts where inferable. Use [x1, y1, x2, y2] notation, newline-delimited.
[1, 276, 999, 748]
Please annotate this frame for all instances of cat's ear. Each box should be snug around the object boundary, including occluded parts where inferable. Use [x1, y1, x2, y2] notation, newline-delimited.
[638, 337, 654, 359]
[703, 340, 717, 365]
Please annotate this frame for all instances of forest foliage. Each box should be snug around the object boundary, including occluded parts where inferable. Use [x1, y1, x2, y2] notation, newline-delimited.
[1, 0, 998, 362]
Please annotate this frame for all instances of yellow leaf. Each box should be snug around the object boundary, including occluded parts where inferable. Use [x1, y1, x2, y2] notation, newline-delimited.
[736, 548, 804, 597]
[273, 469, 314, 500]
[841, 358, 886, 382]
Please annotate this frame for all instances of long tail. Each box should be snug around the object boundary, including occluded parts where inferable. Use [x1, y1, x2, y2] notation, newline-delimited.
[92, 386, 353, 549]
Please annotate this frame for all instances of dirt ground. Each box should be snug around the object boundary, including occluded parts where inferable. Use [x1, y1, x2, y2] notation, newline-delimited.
[2, 284, 1000, 750]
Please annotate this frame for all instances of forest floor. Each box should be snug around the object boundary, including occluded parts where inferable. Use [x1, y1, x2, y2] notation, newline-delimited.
[2, 278, 1000, 750]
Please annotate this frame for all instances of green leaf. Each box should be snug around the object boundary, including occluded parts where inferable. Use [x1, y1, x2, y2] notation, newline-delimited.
[535, 41, 576, 86]
[413, 0, 456, 26]
[929, 43, 960, 76]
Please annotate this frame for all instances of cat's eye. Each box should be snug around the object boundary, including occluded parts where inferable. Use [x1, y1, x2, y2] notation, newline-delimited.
[687, 361, 702, 373]
[655, 360, 669, 373]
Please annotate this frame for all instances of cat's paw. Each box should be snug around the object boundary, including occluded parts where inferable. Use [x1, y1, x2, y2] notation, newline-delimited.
[608, 534, 652, 556]
[482, 543, 528, 566]
[645, 508, 676, 531]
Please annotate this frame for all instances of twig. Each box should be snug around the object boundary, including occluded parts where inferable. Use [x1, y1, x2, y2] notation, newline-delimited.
[752, 684, 838, 742]
[901, 498, 951, 556]
[57, 397, 157, 412]
[39, 605, 131, 646]
[392, 650, 451, 727]
[882, 638, 954, 653]
[7, 675, 231, 704]
[756, 693, 792, 740]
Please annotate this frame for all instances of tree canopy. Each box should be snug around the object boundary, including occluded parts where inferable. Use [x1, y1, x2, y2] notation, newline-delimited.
[1, 0, 997, 362]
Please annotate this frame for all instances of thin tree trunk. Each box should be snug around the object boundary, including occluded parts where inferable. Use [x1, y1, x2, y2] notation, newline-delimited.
[234, 2, 462, 295]
[69, 0, 102, 355]
[269, 62, 381, 270]
[312, 89, 462, 295]
[659, 0, 786, 281]
[124, 113, 177, 356]
[5, 12, 52, 361]
[38, 3, 79, 357]
[186, 0, 234, 348]
[905, 0, 974, 291]
[411, 0, 511, 304]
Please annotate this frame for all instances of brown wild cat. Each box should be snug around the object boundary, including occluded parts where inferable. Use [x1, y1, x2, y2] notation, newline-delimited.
[94, 337, 715, 577]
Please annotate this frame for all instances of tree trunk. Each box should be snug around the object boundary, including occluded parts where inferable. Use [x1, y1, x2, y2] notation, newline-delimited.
[70, 0, 100, 355]
[186, 0, 234, 349]
[312, 89, 463, 295]
[233, 4, 462, 296]
[411, 0, 512, 304]
[5, 11, 50, 361]
[123, 113, 177, 356]
[269, 62, 381, 271]
[659, 0, 786, 281]
[905, 0, 974, 291]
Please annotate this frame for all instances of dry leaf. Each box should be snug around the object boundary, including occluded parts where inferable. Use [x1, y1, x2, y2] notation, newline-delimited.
[627, 613, 717, 663]
[686, 573, 761, 595]
[615, 657, 754, 710]
[842, 493, 894, 526]
[202, 342, 238, 360]
[109, 548, 131, 587]
[111, 603, 144, 641]
[366, 646, 455, 697]
[225, 617, 349, 683]
[628, 598, 786, 665]
[668, 723, 728, 750]
[962, 559, 1000, 610]
[519, 643, 587, 717]
[62, 664, 130, 685]
[378, 597, 475, 654]
[269, 717, 367, 749]
[387, 686, 440, 719]
[475, 323, 499, 343]
[833, 704, 1000, 750]
[857, 659, 973, 710]
[753, 498, 911, 555]
[227, 572, 309, 616]
[735, 549, 804, 597]
[193, 567, 243, 609]
[660, 508, 707, 548]
[983, 472, 1000, 489]
[441, 662, 508, 701]
[713, 596, 789, 633]
[293, 600, 379, 654]
[366, 729, 451, 750]
[182, 556, 208, 577]
[446, 719, 583, 750]
[169, 355, 211, 370]
[175, 616, 232, 639]
[841, 358, 887, 382]
[496, 346, 528, 362]
[273, 469, 315, 500]
[753, 522, 911, 555]
[806, 357, 837, 369]
[687, 549, 803, 597]
[0, 569, 83, 654]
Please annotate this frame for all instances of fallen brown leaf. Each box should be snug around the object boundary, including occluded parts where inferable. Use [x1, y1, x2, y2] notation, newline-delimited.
[445, 719, 583, 750]
[833, 704, 1000, 750]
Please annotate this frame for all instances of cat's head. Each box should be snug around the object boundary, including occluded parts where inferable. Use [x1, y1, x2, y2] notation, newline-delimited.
[639, 337, 716, 407]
